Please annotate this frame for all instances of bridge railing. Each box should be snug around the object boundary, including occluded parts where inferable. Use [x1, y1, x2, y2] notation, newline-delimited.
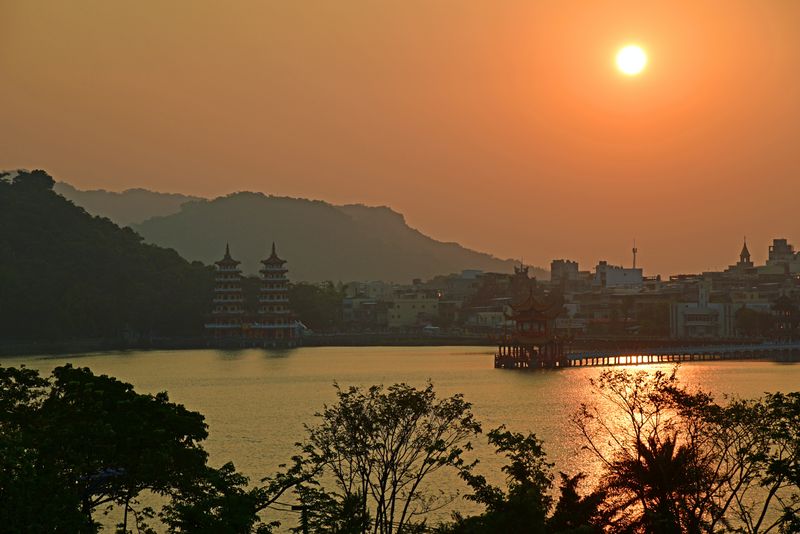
[567, 342, 800, 360]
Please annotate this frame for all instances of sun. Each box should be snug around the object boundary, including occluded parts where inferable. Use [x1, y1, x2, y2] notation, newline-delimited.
[616, 45, 647, 76]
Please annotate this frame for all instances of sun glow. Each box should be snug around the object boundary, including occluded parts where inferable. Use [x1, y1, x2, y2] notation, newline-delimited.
[616, 45, 647, 76]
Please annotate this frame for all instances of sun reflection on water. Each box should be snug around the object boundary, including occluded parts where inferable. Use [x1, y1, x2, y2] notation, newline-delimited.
[5, 347, 799, 528]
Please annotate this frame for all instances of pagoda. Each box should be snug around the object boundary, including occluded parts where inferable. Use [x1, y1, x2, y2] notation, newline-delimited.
[495, 266, 568, 368]
[205, 244, 246, 337]
[252, 242, 296, 342]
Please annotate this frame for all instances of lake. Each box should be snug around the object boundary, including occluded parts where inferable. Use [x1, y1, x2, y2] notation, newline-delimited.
[5, 346, 799, 529]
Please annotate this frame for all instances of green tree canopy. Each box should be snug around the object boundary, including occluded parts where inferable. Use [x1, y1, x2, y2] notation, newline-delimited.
[0, 170, 214, 343]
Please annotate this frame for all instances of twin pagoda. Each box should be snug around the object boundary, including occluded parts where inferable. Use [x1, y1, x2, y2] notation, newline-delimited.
[205, 242, 296, 344]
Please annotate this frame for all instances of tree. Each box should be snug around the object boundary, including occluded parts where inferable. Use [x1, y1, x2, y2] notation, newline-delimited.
[735, 307, 776, 338]
[447, 427, 554, 533]
[35, 365, 210, 528]
[282, 382, 481, 533]
[708, 392, 800, 533]
[288, 282, 344, 332]
[574, 369, 717, 533]
[573, 368, 800, 533]
[161, 463, 277, 534]
[547, 473, 608, 534]
[0, 364, 219, 532]
[0, 169, 214, 344]
[0, 365, 93, 532]
[441, 428, 607, 534]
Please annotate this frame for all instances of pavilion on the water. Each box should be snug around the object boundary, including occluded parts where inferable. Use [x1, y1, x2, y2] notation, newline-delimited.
[495, 266, 568, 369]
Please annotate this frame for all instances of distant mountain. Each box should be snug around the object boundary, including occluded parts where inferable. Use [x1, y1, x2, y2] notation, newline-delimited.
[54, 182, 200, 226]
[131, 192, 543, 282]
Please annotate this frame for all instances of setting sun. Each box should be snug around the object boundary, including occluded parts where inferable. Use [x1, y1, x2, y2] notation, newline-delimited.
[616, 44, 647, 75]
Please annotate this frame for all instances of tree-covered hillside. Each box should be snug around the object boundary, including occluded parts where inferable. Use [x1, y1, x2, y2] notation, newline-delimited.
[0, 170, 214, 342]
[54, 181, 199, 226]
[133, 192, 542, 282]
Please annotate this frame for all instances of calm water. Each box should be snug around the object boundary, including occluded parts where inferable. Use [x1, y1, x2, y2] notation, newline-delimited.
[5, 347, 799, 529]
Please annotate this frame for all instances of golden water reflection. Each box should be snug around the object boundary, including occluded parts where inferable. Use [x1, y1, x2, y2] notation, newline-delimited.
[5, 347, 799, 528]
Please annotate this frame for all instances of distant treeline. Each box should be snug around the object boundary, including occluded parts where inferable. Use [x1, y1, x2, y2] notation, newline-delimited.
[0, 170, 214, 342]
[0, 170, 353, 344]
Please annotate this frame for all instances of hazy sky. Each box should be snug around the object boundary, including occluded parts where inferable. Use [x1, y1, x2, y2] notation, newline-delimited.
[2, 1, 799, 275]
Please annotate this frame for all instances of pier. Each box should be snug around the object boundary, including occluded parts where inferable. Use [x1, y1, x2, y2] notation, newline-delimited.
[495, 342, 800, 369]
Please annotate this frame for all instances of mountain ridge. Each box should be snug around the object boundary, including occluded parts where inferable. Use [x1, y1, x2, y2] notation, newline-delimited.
[54, 182, 200, 227]
[57, 183, 546, 282]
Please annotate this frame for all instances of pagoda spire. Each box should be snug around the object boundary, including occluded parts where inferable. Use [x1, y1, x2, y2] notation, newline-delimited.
[263, 241, 285, 265]
[225, 242, 231, 259]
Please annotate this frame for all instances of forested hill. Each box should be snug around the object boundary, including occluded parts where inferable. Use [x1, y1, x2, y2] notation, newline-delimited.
[0, 170, 213, 342]
[133, 192, 542, 282]
[54, 181, 199, 226]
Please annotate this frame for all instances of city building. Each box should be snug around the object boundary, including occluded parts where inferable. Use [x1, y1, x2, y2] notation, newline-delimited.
[724, 238, 755, 275]
[342, 297, 388, 330]
[761, 238, 800, 274]
[593, 261, 643, 289]
[550, 259, 579, 284]
[670, 279, 733, 339]
[330, 236, 800, 341]
[386, 290, 440, 329]
[343, 280, 395, 301]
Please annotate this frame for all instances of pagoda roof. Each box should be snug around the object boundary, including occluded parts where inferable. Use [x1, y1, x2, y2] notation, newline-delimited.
[261, 242, 286, 265]
[215, 243, 241, 266]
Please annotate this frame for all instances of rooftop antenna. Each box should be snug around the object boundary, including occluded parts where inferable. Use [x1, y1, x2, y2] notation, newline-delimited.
[632, 239, 638, 269]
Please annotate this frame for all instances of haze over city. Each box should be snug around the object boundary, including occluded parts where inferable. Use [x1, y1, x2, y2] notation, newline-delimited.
[3, 1, 799, 275]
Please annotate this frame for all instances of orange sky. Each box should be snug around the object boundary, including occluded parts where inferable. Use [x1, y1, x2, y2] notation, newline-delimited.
[2, 1, 799, 276]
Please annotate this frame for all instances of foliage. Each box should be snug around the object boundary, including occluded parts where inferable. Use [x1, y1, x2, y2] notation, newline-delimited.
[38, 365, 209, 521]
[547, 473, 608, 534]
[281, 382, 482, 534]
[161, 463, 277, 533]
[637, 302, 671, 337]
[0, 170, 214, 343]
[443, 429, 609, 534]
[574, 368, 800, 534]
[735, 307, 776, 338]
[706, 391, 800, 533]
[2, 358, 798, 533]
[131, 191, 540, 282]
[0, 365, 93, 532]
[0, 364, 272, 533]
[287, 282, 344, 332]
[289, 487, 371, 534]
[447, 427, 554, 533]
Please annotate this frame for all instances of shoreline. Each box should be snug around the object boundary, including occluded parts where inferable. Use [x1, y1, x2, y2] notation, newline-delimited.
[1, 334, 782, 358]
[0, 335, 497, 357]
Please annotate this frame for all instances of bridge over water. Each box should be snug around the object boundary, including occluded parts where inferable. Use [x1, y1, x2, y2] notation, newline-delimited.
[495, 342, 800, 369]
[566, 342, 800, 367]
